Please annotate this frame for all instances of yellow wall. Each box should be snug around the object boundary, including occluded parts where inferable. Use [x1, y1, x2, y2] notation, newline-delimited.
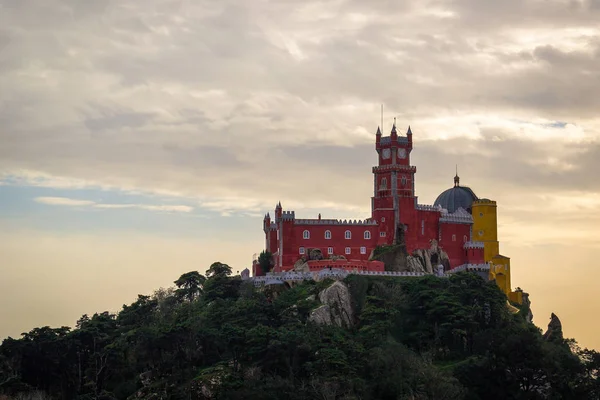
[472, 200, 499, 263]
[491, 255, 512, 297]
[472, 199, 522, 304]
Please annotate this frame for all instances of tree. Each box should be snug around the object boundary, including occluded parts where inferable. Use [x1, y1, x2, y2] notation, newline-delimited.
[174, 271, 206, 302]
[206, 262, 233, 279]
[258, 251, 274, 274]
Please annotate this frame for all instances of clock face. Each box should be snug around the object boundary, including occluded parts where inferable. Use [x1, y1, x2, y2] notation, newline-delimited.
[398, 148, 407, 159]
[382, 148, 391, 159]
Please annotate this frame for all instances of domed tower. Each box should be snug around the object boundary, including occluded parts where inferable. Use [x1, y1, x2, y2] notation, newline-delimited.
[433, 171, 478, 214]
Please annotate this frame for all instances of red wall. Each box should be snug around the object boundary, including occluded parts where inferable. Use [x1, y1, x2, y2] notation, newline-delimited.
[439, 223, 472, 268]
[276, 221, 381, 269]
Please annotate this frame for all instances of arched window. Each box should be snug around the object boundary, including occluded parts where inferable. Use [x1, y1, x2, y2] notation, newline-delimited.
[345, 230, 352, 239]
[381, 178, 387, 190]
[299, 247, 305, 254]
[345, 247, 351, 254]
[401, 176, 407, 186]
[452, 234, 456, 242]
[360, 246, 366, 254]
[364, 230, 371, 239]
[463, 235, 468, 242]
[327, 247, 333, 255]
[325, 230, 331, 239]
[303, 230, 310, 239]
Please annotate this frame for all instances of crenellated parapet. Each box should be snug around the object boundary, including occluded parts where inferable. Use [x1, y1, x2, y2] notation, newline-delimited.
[473, 198, 497, 206]
[440, 207, 473, 224]
[416, 204, 443, 212]
[281, 210, 295, 220]
[372, 164, 416, 173]
[294, 218, 378, 226]
[447, 263, 491, 273]
[463, 241, 485, 249]
[248, 268, 453, 286]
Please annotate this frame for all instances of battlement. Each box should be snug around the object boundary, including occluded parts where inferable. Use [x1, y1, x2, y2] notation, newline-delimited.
[464, 241, 485, 249]
[372, 164, 416, 173]
[294, 218, 378, 226]
[416, 204, 443, 212]
[473, 198, 497, 206]
[247, 268, 443, 286]
[440, 207, 473, 224]
[281, 210, 295, 220]
[448, 263, 490, 273]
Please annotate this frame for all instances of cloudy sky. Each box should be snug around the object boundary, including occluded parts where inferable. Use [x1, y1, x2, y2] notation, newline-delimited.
[1, 0, 599, 349]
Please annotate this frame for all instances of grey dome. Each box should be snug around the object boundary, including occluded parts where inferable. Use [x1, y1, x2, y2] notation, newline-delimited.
[434, 175, 478, 213]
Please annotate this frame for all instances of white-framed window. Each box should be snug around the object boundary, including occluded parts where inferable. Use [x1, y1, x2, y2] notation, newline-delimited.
[364, 230, 371, 239]
[401, 176, 407, 186]
[360, 246, 366, 254]
[299, 247, 305, 254]
[345, 247, 351, 254]
[463, 235, 468, 242]
[380, 232, 386, 237]
[327, 247, 333, 255]
[325, 230, 331, 239]
[421, 220, 425, 235]
[381, 217, 385, 222]
[452, 234, 456, 242]
[479, 230, 484, 236]
[303, 230, 310, 239]
[381, 177, 387, 190]
[345, 230, 351, 239]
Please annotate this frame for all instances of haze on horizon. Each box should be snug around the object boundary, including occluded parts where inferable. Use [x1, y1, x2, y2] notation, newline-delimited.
[1, 0, 599, 350]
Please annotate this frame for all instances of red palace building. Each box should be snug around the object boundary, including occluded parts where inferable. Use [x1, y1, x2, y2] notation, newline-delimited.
[252, 122, 486, 276]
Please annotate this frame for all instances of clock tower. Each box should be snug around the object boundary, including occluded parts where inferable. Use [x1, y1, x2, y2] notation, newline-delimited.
[372, 122, 416, 244]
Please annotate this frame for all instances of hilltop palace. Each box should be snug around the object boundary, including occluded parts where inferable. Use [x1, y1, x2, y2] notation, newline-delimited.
[248, 122, 523, 304]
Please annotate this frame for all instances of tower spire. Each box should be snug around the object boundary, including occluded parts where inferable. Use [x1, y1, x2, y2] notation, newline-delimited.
[391, 117, 397, 134]
[454, 165, 460, 187]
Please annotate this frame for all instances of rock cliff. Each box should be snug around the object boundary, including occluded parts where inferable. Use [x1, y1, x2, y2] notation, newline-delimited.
[372, 239, 450, 273]
[308, 281, 354, 328]
[543, 313, 564, 342]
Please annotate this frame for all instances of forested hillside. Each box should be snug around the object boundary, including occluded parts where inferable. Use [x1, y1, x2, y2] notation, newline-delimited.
[1, 262, 598, 400]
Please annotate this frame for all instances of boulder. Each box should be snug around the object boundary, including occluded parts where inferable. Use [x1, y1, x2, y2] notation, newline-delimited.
[308, 281, 354, 328]
[293, 257, 310, 273]
[308, 248, 324, 261]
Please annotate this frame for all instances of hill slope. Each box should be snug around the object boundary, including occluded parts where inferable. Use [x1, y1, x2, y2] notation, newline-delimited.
[1, 263, 598, 400]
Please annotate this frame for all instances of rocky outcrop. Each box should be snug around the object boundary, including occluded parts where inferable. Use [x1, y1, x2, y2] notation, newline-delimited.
[371, 244, 408, 272]
[308, 248, 324, 260]
[293, 257, 310, 273]
[522, 293, 533, 323]
[308, 281, 354, 328]
[543, 313, 563, 342]
[373, 239, 450, 273]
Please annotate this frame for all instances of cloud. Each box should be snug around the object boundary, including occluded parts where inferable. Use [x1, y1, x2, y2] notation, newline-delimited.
[35, 197, 94, 206]
[0, 0, 599, 235]
[33, 196, 193, 213]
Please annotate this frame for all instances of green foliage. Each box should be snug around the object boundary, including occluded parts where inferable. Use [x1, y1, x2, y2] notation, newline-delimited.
[257, 251, 274, 274]
[174, 271, 206, 302]
[1, 268, 597, 400]
[371, 244, 398, 259]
